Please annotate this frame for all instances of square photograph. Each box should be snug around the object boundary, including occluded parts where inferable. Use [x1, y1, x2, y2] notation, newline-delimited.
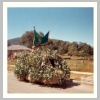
[3, 2, 97, 98]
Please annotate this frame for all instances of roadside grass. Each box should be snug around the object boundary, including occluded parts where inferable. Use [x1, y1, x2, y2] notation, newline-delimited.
[8, 60, 16, 65]
[67, 60, 93, 73]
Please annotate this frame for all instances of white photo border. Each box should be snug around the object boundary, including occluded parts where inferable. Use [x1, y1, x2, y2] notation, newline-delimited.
[3, 2, 97, 98]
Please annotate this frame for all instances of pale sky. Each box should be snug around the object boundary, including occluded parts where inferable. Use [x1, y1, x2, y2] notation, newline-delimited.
[8, 7, 93, 46]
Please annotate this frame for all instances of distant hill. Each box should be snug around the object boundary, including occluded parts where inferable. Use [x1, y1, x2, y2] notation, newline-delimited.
[8, 37, 21, 45]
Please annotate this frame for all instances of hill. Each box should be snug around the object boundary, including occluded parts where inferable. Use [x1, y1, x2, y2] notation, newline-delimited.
[8, 37, 21, 45]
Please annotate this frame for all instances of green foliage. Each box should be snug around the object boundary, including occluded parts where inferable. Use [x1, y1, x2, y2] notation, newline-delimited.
[13, 48, 71, 85]
[19, 31, 34, 48]
[46, 40, 93, 56]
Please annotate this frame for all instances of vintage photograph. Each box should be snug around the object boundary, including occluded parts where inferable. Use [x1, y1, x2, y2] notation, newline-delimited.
[4, 2, 97, 98]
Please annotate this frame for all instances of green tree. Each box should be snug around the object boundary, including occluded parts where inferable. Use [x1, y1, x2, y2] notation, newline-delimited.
[77, 42, 93, 56]
[19, 31, 34, 48]
[68, 42, 78, 56]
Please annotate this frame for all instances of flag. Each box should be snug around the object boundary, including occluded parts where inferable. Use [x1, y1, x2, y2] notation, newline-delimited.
[33, 29, 49, 46]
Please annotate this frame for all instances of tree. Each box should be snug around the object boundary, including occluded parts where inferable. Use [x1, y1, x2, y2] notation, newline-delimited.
[77, 42, 93, 56]
[68, 42, 78, 56]
[19, 31, 34, 48]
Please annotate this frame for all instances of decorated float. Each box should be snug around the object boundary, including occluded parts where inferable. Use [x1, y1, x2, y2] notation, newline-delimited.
[13, 28, 71, 86]
[13, 47, 71, 86]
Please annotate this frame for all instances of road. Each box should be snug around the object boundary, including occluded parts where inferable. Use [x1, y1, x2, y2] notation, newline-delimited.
[8, 72, 93, 93]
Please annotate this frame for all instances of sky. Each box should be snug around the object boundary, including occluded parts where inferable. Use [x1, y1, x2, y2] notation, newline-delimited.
[7, 7, 93, 46]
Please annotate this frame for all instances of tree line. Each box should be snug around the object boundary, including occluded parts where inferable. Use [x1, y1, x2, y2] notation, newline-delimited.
[8, 30, 93, 57]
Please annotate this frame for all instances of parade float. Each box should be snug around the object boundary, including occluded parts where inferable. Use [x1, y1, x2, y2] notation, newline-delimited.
[13, 47, 71, 86]
[13, 28, 71, 86]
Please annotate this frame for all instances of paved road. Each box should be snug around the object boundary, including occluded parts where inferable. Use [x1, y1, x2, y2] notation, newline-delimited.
[8, 72, 93, 93]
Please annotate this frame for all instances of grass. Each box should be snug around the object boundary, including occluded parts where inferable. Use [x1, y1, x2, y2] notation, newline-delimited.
[67, 59, 93, 73]
[8, 60, 16, 65]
